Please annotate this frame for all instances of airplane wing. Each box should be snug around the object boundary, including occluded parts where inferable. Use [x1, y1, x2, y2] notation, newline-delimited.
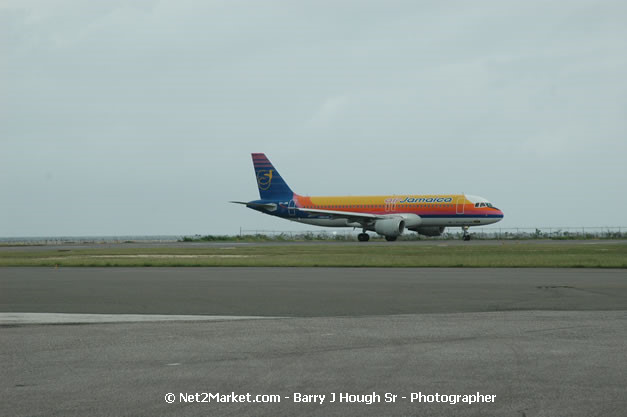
[298, 207, 422, 228]
[296, 207, 382, 222]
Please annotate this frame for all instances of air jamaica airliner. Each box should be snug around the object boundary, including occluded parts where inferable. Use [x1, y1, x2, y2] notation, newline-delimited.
[232, 153, 504, 241]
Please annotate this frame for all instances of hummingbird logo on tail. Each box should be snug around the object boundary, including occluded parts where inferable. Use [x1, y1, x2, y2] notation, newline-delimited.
[256, 169, 273, 190]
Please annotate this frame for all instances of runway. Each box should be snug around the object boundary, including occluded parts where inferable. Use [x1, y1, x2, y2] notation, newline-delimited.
[2, 267, 626, 417]
[2, 267, 627, 316]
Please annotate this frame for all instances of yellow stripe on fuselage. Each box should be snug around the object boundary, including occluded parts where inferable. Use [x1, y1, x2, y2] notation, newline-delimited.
[307, 195, 463, 206]
[293, 195, 466, 216]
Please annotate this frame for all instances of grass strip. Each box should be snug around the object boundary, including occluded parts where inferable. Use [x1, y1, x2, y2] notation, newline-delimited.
[0, 243, 626, 268]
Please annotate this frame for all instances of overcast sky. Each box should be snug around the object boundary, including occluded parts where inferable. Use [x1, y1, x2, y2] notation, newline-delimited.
[2, 0, 626, 236]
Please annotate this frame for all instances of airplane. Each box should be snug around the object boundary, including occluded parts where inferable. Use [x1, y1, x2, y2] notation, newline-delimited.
[232, 153, 504, 241]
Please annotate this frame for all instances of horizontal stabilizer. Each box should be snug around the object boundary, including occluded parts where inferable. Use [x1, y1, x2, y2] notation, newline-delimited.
[229, 201, 278, 212]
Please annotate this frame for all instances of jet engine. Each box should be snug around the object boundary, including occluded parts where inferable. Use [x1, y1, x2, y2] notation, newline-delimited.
[415, 226, 446, 237]
[397, 213, 422, 228]
[374, 218, 405, 237]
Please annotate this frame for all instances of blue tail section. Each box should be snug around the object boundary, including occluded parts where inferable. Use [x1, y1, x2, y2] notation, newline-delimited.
[251, 153, 294, 200]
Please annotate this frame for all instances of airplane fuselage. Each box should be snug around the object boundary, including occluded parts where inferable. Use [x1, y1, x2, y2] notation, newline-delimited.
[248, 194, 503, 229]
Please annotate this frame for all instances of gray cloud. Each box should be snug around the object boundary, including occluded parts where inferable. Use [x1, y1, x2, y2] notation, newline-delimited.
[2, 0, 626, 235]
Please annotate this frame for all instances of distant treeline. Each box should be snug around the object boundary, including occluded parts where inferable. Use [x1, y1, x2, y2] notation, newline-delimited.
[179, 233, 357, 242]
[179, 228, 627, 242]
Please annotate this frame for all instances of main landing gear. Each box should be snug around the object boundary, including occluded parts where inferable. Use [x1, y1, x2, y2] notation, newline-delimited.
[462, 226, 471, 241]
[357, 231, 397, 242]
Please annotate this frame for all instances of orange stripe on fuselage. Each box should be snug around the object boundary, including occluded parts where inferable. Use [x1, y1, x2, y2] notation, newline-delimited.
[292, 195, 486, 216]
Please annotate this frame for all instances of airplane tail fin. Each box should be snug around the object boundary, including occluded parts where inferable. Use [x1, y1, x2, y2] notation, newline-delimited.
[251, 153, 294, 200]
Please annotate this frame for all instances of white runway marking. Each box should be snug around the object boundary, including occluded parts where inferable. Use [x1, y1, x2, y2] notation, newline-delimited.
[0, 312, 281, 325]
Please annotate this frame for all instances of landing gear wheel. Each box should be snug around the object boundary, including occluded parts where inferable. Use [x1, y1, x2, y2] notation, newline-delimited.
[385, 236, 397, 242]
[357, 233, 370, 242]
[463, 234, 471, 241]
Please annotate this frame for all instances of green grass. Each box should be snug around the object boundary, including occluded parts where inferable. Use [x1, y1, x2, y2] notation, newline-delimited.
[0, 242, 626, 268]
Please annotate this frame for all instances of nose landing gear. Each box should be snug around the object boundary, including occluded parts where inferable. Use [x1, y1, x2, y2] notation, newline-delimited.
[462, 226, 471, 241]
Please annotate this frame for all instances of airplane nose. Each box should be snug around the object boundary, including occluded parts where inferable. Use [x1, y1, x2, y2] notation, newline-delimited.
[498, 209, 504, 219]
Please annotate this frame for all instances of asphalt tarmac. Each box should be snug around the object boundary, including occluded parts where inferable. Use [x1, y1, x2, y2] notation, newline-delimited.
[2, 267, 626, 417]
[2, 267, 627, 316]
